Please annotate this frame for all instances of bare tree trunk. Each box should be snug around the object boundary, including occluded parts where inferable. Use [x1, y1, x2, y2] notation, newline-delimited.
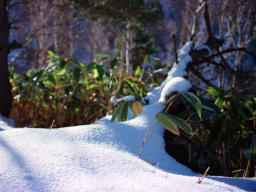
[38, 2, 46, 68]
[0, 0, 12, 117]
[68, 12, 74, 57]
[125, 22, 131, 74]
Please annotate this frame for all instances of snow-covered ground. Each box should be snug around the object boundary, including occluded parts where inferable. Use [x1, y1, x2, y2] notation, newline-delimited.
[0, 100, 255, 192]
[1, 42, 255, 191]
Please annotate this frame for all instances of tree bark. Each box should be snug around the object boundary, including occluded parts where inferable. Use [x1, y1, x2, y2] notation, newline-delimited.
[0, 0, 12, 117]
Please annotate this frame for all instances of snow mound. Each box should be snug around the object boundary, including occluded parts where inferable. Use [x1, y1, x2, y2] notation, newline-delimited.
[159, 77, 192, 102]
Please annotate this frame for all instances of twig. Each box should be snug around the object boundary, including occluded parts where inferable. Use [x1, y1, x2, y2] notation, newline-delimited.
[49, 119, 55, 129]
[198, 166, 210, 184]
[139, 116, 157, 158]
[172, 34, 178, 64]
[189, 65, 218, 90]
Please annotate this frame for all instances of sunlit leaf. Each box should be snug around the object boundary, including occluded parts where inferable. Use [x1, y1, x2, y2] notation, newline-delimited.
[183, 92, 202, 120]
[156, 112, 180, 136]
[215, 97, 224, 109]
[95, 53, 111, 58]
[135, 66, 142, 76]
[47, 50, 55, 57]
[57, 68, 67, 75]
[207, 87, 219, 97]
[156, 112, 193, 135]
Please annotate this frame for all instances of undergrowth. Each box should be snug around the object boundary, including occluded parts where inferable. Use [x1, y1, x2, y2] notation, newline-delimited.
[9, 52, 158, 128]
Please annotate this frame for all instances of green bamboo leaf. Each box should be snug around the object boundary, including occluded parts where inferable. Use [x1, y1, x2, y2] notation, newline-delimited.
[166, 93, 179, 103]
[183, 92, 202, 120]
[47, 72, 56, 85]
[118, 102, 129, 122]
[207, 87, 219, 97]
[73, 67, 81, 82]
[155, 112, 180, 136]
[95, 53, 111, 58]
[135, 66, 142, 76]
[111, 103, 122, 122]
[57, 68, 67, 75]
[47, 50, 55, 57]
[156, 112, 193, 135]
[215, 97, 224, 108]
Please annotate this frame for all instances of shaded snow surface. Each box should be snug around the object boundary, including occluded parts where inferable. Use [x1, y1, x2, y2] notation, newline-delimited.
[0, 101, 255, 191]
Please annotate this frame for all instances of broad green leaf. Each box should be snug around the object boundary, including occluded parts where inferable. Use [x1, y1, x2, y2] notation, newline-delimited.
[95, 53, 110, 58]
[47, 50, 55, 57]
[96, 65, 105, 80]
[57, 68, 67, 75]
[47, 72, 56, 85]
[118, 102, 129, 122]
[73, 67, 81, 82]
[111, 103, 122, 122]
[88, 84, 98, 90]
[207, 87, 219, 97]
[166, 93, 179, 103]
[155, 112, 180, 136]
[93, 68, 99, 79]
[183, 92, 202, 120]
[135, 66, 142, 76]
[215, 97, 224, 108]
[156, 112, 193, 135]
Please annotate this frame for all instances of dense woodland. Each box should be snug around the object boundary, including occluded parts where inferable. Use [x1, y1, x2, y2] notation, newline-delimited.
[0, 0, 256, 177]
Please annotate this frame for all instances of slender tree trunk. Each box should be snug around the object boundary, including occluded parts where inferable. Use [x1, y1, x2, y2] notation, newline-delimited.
[125, 22, 132, 74]
[0, 0, 12, 117]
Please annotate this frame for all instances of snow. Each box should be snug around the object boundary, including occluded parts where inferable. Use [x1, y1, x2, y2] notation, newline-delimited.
[0, 100, 255, 191]
[0, 114, 15, 131]
[157, 41, 193, 102]
[159, 77, 192, 102]
[164, 41, 193, 82]
[195, 45, 212, 53]
[1, 41, 256, 191]
[110, 95, 136, 105]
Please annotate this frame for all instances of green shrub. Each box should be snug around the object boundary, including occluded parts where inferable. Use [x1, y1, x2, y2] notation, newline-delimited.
[9, 51, 153, 128]
[157, 88, 256, 177]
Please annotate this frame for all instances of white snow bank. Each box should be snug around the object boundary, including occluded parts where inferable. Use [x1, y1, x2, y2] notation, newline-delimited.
[1, 104, 255, 192]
